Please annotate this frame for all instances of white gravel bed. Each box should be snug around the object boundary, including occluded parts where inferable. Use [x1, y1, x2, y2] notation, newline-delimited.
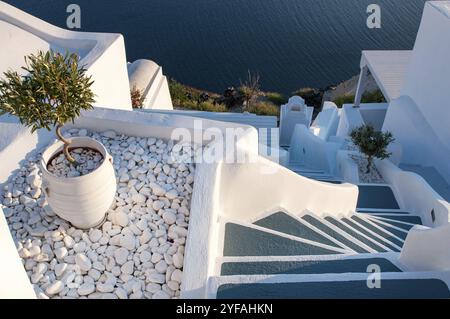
[349, 154, 385, 184]
[1, 128, 197, 299]
[48, 148, 103, 177]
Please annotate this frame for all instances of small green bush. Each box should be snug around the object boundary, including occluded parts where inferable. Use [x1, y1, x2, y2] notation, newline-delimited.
[265, 92, 287, 105]
[169, 79, 199, 106]
[248, 101, 279, 116]
[181, 100, 227, 112]
[333, 94, 355, 107]
[199, 101, 227, 112]
[350, 125, 395, 173]
[333, 90, 386, 107]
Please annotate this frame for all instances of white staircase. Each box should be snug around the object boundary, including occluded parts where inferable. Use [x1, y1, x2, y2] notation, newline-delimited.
[208, 185, 450, 298]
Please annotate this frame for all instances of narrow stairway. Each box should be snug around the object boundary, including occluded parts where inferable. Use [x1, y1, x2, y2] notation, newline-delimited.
[212, 185, 450, 298]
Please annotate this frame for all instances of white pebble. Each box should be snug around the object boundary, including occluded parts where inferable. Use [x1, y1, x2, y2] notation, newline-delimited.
[78, 283, 95, 296]
[55, 247, 68, 260]
[113, 212, 129, 227]
[46, 281, 64, 295]
[75, 254, 92, 272]
[114, 248, 129, 265]
[89, 229, 102, 243]
[121, 261, 134, 275]
[120, 234, 135, 251]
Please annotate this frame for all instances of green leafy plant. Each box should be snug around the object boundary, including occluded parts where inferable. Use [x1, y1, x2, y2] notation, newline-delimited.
[333, 90, 386, 107]
[0, 50, 95, 164]
[350, 125, 395, 173]
[247, 101, 279, 116]
[265, 92, 287, 106]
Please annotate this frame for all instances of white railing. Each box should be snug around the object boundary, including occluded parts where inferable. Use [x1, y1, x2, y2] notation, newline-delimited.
[377, 159, 450, 227]
[377, 159, 450, 272]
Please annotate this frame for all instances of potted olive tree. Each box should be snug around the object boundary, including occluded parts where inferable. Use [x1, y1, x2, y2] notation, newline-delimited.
[350, 124, 395, 174]
[0, 50, 116, 229]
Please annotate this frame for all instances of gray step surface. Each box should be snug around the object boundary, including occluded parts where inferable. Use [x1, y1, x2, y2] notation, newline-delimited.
[350, 216, 405, 247]
[371, 215, 422, 225]
[220, 257, 401, 276]
[216, 279, 450, 299]
[369, 220, 409, 240]
[223, 223, 340, 257]
[301, 215, 369, 253]
[369, 217, 415, 231]
[324, 217, 388, 252]
[357, 185, 400, 210]
[253, 212, 342, 248]
[340, 218, 400, 252]
[358, 209, 410, 215]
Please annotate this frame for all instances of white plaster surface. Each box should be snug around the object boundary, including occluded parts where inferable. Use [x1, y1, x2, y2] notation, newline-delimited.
[0, 2, 132, 110]
[128, 59, 173, 110]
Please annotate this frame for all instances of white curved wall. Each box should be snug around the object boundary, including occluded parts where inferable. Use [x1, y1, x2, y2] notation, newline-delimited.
[383, 96, 450, 181]
[401, 1, 450, 147]
[310, 102, 339, 141]
[384, 1, 450, 180]
[218, 156, 358, 222]
[400, 222, 450, 271]
[289, 124, 342, 174]
[0, 2, 132, 110]
[376, 158, 450, 227]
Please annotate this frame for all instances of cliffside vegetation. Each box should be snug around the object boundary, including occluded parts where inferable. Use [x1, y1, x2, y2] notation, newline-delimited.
[168, 73, 385, 117]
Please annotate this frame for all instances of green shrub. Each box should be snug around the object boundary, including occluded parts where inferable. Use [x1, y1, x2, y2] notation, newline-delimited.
[169, 79, 199, 106]
[350, 125, 395, 173]
[248, 101, 279, 116]
[333, 90, 386, 107]
[265, 92, 287, 105]
[181, 100, 227, 112]
[198, 101, 227, 112]
[0, 50, 95, 163]
[333, 94, 355, 107]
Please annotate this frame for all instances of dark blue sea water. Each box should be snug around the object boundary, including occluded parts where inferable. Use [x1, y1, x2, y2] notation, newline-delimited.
[4, 0, 427, 94]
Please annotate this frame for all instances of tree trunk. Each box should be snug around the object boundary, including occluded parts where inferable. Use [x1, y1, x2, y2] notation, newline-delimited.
[366, 156, 372, 174]
[55, 124, 77, 165]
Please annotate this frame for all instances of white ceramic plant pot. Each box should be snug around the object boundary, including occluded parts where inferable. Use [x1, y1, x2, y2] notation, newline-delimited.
[40, 137, 117, 229]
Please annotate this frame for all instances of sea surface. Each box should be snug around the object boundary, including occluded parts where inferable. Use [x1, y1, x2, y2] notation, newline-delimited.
[5, 0, 428, 94]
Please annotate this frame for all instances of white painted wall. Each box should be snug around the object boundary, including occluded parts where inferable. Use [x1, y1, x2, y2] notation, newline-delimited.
[383, 1, 450, 181]
[310, 102, 340, 141]
[217, 156, 358, 222]
[289, 124, 343, 174]
[401, 1, 450, 148]
[400, 222, 450, 271]
[336, 104, 365, 138]
[279, 96, 314, 146]
[377, 159, 449, 227]
[359, 103, 388, 131]
[383, 96, 450, 182]
[127, 59, 173, 110]
[336, 150, 360, 184]
[0, 2, 132, 110]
